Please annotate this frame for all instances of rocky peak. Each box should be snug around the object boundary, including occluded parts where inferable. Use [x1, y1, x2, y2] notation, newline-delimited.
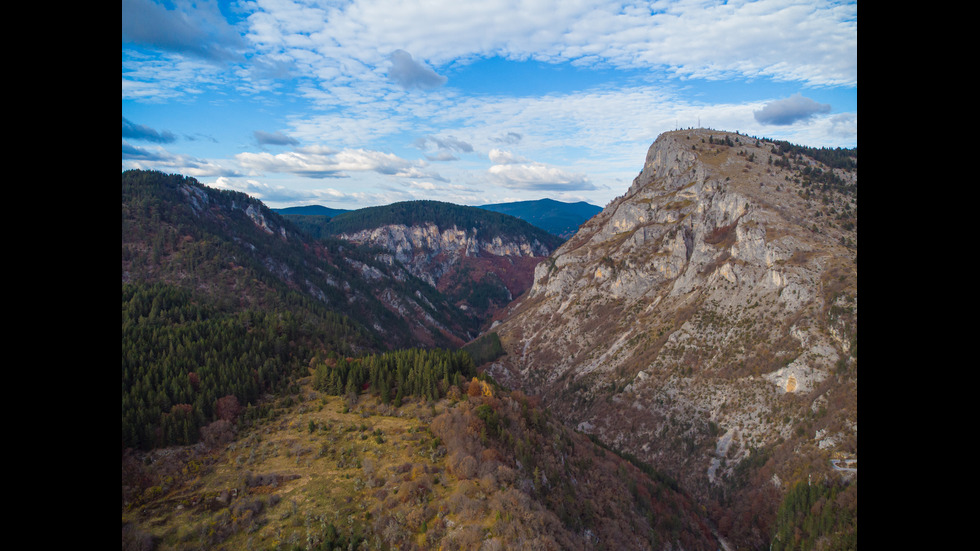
[487, 129, 857, 544]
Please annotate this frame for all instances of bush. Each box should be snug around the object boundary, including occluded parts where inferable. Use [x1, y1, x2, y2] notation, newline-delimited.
[200, 419, 236, 450]
[449, 451, 478, 480]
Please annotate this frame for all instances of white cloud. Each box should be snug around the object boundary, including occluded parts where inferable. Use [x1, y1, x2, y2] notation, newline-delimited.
[209, 176, 389, 206]
[124, 0, 857, 209]
[121, 0, 245, 62]
[408, 181, 437, 190]
[122, 51, 233, 101]
[754, 93, 832, 125]
[387, 50, 448, 89]
[235, 146, 445, 181]
[238, 0, 856, 89]
[122, 140, 239, 177]
[487, 160, 595, 192]
[488, 149, 529, 165]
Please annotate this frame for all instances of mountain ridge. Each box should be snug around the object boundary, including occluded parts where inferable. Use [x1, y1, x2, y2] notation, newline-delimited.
[274, 197, 602, 240]
[476, 198, 602, 238]
[121, 169, 474, 350]
[486, 128, 857, 548]
[274, 205, 350, 217]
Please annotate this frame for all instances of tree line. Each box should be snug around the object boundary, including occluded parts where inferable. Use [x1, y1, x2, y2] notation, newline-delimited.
[311, 347, 479, 407]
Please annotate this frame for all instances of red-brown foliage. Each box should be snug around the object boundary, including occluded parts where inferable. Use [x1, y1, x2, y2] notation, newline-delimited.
[215, 395, 241, 422]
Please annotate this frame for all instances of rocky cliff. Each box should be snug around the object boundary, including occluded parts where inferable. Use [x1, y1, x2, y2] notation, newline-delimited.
[486, 129, 857, 546]
[338, 220, 559, 333]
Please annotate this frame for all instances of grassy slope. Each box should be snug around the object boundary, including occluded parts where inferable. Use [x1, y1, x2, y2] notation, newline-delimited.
[122, 376, 717, 551]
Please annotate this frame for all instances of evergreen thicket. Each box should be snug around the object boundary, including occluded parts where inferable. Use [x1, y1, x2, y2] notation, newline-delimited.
[121, 281, 370, 450]
[771, 479, 857, 551]
[769, 141, 857, 171]
[311, 348, 479, 407]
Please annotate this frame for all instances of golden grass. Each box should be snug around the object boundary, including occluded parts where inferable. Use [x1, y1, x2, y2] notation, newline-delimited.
[122, 380, 455, 551]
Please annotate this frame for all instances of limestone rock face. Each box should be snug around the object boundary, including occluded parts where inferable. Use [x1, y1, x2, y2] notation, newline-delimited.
[340, 223, 552, 288]
[487, 129, 857, 526]
[339, 222, 558, 336]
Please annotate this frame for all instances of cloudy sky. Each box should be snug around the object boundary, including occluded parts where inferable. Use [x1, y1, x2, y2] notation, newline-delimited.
[122, 0, 857, 210]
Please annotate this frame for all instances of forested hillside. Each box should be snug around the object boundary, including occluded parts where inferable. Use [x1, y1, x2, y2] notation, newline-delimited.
[121, 281, 372, 450]
[121, 169, 724, 550]
[274, 205, 349, 217]
[122, 170, 474, 451]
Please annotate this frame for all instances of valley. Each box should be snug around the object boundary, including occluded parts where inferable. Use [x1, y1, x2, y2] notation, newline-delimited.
[122, 128, 857, 550]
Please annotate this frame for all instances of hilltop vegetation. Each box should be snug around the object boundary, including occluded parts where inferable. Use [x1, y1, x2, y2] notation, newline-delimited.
[274, 205, 350, 218]
[323, 200, 564, 248]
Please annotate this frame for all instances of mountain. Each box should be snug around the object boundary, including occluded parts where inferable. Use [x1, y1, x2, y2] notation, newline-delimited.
[122, 171, 563, 451]
[288, 200, 564, 331]
[121, 171, 720, 548]
[477, 198, 602, 238]
[485, 129, 858, 549]
[122, 170, 474, 352]
[121, 126, 858, 550]
[273, 205, 350, 217]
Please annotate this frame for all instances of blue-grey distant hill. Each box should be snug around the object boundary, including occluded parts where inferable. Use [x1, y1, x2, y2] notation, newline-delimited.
[477, 198, 602, 239]
[274, 205, 350, 217]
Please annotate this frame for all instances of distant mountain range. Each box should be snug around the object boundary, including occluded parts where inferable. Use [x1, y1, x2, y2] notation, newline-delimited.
[273, 204, 350, 218]
[273, 197, 601, 239]
[477, 198, 602, 238]
[122, 171, 473, 351]
[122, 172, 716, 551]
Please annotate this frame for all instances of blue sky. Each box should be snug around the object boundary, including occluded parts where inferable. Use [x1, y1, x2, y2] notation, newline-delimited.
[122, 0, 857, 210]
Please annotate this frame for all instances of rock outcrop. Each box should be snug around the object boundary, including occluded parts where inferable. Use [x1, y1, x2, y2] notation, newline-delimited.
[339, 222, 558, 333]
[486, 129, 857, 547]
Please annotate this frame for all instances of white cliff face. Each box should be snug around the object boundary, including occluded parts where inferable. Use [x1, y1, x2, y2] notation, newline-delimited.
[490, 129, 857, 500]
[340, 222, 552, 287]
